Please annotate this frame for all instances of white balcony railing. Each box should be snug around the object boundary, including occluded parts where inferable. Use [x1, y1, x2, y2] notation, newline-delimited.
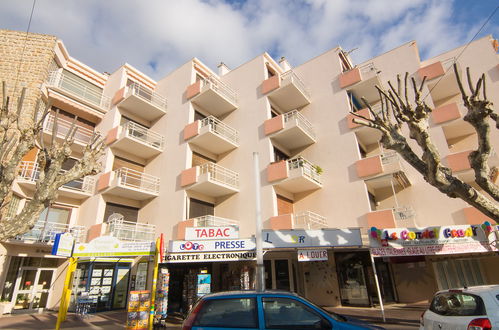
[358, 62, 379, 76]
[115, 167, 160, 194]
[47, 71, 110, 110]
[381, 152, 400, 166]
[393, 206, 416, 221]
[294, 211, 327, 230]
[200, 76, 238, 105]
[287, 157, 322, 184]
[18, 161, 96, 194]
[200, 116, 238, 144]
[283, 110, 315, 139]
[15, 221, 86, 243]
[191, 215, 239, 227]
[125, 83, 167, 110]
[199, 162, 239, 189]
[280, 71, 311, 99]
[43, 113, 95, 145]
[107, 218, 156, 242]
[123, 121, 165, 150]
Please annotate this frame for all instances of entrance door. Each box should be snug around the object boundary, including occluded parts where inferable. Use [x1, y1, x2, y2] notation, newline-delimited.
[13, 268, 55, 311]
[264, 259, 296, 292]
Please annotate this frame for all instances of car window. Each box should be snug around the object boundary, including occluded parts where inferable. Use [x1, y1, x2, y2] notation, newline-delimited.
[262, 297, 331, 329]
[193, 298, 257, 328]
[430, 292, 486, 316]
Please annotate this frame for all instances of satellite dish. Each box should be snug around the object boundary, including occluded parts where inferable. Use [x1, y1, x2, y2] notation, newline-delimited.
[107, 213, 124, 222]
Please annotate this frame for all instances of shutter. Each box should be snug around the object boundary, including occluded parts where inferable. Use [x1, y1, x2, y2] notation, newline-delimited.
[113, 156, 144, 172]
[277, 195, 293, 215]
[192, 152, 214, 167]
[189, 198, 214, 219]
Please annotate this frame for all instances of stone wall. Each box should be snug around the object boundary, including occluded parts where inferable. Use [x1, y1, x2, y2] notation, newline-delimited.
[0, 29, 57, 122]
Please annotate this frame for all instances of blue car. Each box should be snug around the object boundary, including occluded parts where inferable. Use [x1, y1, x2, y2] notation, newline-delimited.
[182, 290, 384, 329]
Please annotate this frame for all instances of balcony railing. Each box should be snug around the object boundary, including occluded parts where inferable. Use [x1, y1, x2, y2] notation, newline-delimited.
[294, 211, 327, 229]
[15, 221, 86, 243]
[18, 161, 96, 194]
[43, 113, 95, 145]
[287, 157, 322, 184]
[441, 57, 457, 72]
[107, 218, 156, 242]
[115, 167, 160, 194]
[284, 110, 315, 139]
[125, 83, 167, 110]
[393, 206, 416, 221]
[201, 76, 237, 105]
[381, 152, 400, 166]
[47, 71, 110, 109]
[199, 162, 239, 189]
[123, 121, 165, 150]
[281, 71, 311, 99]
[200, 116, 239, 144]
[191, 215, 239, 227]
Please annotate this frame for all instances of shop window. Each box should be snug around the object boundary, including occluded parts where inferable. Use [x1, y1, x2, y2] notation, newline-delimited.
[1, 256, 22, 301]
[189, 198, 214, 219]
[104, 202, 139, 223]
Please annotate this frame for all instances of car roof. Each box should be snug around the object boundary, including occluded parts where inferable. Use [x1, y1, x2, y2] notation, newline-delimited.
[436, 285, 499, 296]
[200, 290, 301, 299]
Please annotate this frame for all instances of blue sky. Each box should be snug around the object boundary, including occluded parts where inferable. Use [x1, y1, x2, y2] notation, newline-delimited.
[1, 0, 497, 80]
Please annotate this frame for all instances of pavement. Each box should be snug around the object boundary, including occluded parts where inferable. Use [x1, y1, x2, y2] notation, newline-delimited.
[0, 303, 426, 329]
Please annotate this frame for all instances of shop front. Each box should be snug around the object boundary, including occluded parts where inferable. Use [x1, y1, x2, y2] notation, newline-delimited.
[369, 223, 499, 303]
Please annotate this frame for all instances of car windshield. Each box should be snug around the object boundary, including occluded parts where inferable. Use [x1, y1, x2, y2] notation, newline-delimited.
[430, 292, 486, 316]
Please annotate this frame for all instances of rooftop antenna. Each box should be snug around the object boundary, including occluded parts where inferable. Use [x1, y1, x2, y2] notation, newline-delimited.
[344, 47, 358, 56]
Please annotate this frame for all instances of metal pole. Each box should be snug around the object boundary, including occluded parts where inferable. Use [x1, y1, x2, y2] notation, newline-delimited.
[369, 251, 386, 323]
[253, 152, 265, 292]
[148, 238, 161, 330]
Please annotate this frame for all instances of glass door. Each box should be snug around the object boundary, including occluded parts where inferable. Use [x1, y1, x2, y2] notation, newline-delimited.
[13, 268, 55, 311]
[112, 265, 130, 309]
[264, 258, 296, 292]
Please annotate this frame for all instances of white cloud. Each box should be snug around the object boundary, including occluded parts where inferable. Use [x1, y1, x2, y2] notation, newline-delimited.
[0, 0, 492, 79]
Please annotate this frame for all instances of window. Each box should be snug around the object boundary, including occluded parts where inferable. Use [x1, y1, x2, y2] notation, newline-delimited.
[270, 106, 279, 118]
[262, 297, 330, 329]
[104, 203, 139, 223]
[192, 152, 215, 167]
[194, 110, 206, 121]
[273, 147, 288, 162]
[193, 298, 257, 328]
[113, 156, 145, 172]
[189, 198, 214, 219]
[38, 205, 71, 224]
[5, 195, 21, 219]
[430, 292, 486, 316]
[266, 64, 276, 79]
[347, 91, 362, 112]
[61, 70, 103, 105]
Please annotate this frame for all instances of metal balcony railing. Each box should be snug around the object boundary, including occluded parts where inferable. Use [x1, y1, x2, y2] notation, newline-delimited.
[199, 162, 239, 189]
[287, 157, 322, 184]
[43, 113, 95, 145]
[123, 121, 165, 150]
[393, 206, 416, 221]
[283, 110, 315, 139]
[18, 161, 96, 194]
[200, 75, 238, 105]
[200, 116, 239, 144]
[15, 221, 86, 243]
[294, 211, 327, 229]
[381, 152, 400, 166]
[280, 71, 311, 99]
[192, 215, 239, 227]
[47, 71, 110, 110]
[358, 62, 379, 76]
[125, 83, 167, 110]
[107, 218, 156, 242]
[114, 167, 160, 194]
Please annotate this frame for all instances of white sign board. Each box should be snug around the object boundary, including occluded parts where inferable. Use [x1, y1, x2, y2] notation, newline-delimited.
[51, 232, 75, 257]
[73, 236, 156, 257]
[262, 229, 362, 248]
[297, 249, 328, 262]
[169, 239, 255, 253]
[164, 251, 256, 263]
[185, 226, 239, 240]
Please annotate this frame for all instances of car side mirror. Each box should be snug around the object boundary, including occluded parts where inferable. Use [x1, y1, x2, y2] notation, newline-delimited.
[314, 319, 331, 329]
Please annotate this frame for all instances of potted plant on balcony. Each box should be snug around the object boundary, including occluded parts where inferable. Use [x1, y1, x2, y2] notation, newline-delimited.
[313, 165, 323, 175]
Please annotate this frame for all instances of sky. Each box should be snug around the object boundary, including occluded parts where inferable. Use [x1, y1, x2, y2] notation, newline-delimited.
[1, 0, 498, 80]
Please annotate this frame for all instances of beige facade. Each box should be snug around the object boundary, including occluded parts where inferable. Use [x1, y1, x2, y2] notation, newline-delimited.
[0, 29, 498, 314]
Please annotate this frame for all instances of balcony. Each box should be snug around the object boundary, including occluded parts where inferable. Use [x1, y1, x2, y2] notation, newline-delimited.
[184, 116, 238, 155]
[106, 218, 156, 242]
[107, 121, 164, 160]
[17, 161, 95, 199]
[418, 58, 461, 102]
[356, 152, 409, 185]
[46, 71, 110, 112]
[186, 76, 238, 116]
[445, 149, 498, 182]
[42, 113, 95, 152]
[175, 215, 239, 240]
[432, 102, 465, 125]
[269, 211, 326, 230]
[180, 162, 239, 197]
[262, 71, 311, 111]
[13, 221, 86, 244]
[98, 167, 160, 200]
[115, 83, 167, 122]
[339, 63, 382, 105]
[367, 206, 416, 228]
[267, 157, 322, 194]
[264, 110, 316, 150]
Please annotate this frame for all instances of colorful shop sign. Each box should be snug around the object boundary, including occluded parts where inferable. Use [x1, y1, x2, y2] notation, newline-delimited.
[164, 251, 256, 263]
[262, 229, 362, 248]
[185, 226, 239, 240]
[297, 249, 328, 262]
[73, 236, 156, 257]
[52, 232, 75, 257]
[169, 238, 255, 253]
[369, 224, 499, 257]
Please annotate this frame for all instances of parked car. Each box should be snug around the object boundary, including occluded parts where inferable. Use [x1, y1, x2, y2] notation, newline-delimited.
[420, 285, 499, 330]
[182, 290, 384, 329]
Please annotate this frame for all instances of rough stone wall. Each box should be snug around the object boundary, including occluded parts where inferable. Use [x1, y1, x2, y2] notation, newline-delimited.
[0, 29, 57, 123]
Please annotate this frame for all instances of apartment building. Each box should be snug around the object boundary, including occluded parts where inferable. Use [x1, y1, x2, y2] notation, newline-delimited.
[0, 29, 497, 315]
